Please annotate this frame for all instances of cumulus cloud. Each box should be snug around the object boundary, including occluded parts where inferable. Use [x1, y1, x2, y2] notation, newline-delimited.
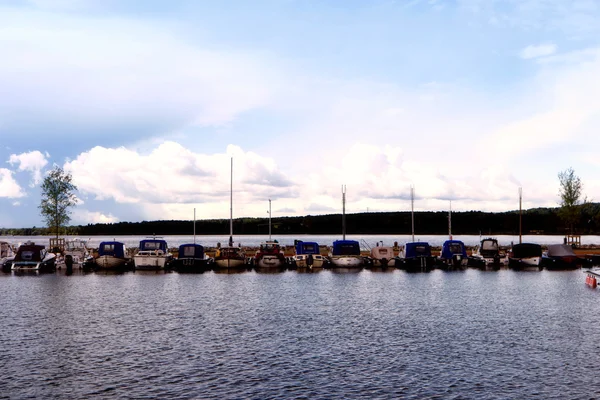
[520, 43, 557, 60]
[0, 169, 26, 198]
[8, 150, 49, 185]
[72, 209, 119, 224]
[63, 142, 296, 221]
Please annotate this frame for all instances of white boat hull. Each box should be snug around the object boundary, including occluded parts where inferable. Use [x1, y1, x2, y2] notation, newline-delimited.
[520, 256, 541, 266]
[294, 255, 325, 268]
[372, 258, 396, 267]
[96, 255, 128, 269]
[329, 256, 363, 267]
[256, 255, 285, 269]
[134, 255, 169, 270]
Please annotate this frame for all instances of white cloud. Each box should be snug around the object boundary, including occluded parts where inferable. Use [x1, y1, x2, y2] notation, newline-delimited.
[520, 43, 557, 60]
[8, 150, 49, 185]
[71, 209, 119, 224]
[0, 169, 26, 198]
[0, 7, 282, 135]
[63, 142, 296, 220]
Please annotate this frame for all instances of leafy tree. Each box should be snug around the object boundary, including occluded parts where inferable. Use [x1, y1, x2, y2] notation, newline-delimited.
[558, 167, 583, 233]
[39, 166, 78, 239]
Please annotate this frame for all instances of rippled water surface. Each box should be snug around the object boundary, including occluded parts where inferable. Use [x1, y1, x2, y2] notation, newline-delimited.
[2, 269, 600, 399]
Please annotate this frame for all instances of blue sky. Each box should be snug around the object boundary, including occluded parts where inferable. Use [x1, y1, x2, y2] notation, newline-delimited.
[1, 0, 600, 228]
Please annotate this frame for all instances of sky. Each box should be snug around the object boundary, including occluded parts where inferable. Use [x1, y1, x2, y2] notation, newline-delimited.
[2, 0, 600, 228]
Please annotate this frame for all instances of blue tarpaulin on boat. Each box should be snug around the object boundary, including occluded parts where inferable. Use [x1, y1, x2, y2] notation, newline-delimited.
[404, 242, 432, 258]
[295, 241, 320, 255]
[332, 240, 360, 256]
[98, 241, 125, 258]
[139, 239, 168, 252]
[441, 240, 467, 259]
[177, 244, 205, 259]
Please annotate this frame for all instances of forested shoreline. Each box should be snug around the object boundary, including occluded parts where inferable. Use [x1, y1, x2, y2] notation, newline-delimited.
[3, 204, 600, 236]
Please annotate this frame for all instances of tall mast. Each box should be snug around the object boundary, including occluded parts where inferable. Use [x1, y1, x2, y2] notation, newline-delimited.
[448, 200, 452, 240]
[229, 157, 233, 247]
[519, 187, 522, 244]
[411, 185, 415, 242]
[193, 208, 196, 244]
[342, 185, 346, 240]
[268, 199, 272, 240]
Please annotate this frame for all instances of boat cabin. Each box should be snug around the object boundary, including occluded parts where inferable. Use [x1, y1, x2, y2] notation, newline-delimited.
[371, 246, 393, 259]
[259, 240, 281, 253]
[332, 240, 361, 256]
[404, 242, 432, 258]
[441, 240, 467, 259]
[511, 243, 542, 259]
[98, 241, 126, 258]
[216, 247, 243, 258]
[479, 238, 499, 258]
[295, 241, 320, 255]
[177, 244, 205, 259]
[14, 244, 47, 262]
[139, 239, 168, 253]
[0, 241, 13, 258]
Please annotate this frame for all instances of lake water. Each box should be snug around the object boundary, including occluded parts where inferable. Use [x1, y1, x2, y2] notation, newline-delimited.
[2, 268, 600, 399]
[3, 233, 600, 249]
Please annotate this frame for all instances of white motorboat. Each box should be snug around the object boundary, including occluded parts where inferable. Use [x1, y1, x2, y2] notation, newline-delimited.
[59, 238, 92, 268]
[11, 242, 56, 272]
[133, 238, 172, 270]
[329, 240, 364, 267]
[471, 238, 504, 267]
[369, 245, 396, 267]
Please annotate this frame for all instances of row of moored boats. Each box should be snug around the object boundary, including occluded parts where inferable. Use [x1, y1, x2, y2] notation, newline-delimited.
[0, 237, 592, 273]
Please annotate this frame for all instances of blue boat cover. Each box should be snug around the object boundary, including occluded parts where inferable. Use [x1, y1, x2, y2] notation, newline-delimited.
[178, 243, 205, 259]
[139, 239, 168, 252]
[404, 242, 432, 258]
[441, 240, 467, 259]
[98, 241, 125, 258]
[295, 241, 320, 255]
[332, 240, 360, 256]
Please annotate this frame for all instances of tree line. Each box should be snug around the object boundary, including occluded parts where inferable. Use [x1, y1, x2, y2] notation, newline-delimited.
[3, 204, 600, 236]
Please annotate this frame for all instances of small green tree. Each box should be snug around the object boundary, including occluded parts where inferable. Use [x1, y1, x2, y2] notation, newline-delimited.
[558, 167, 583, 233]
[39, 166, 78, 239]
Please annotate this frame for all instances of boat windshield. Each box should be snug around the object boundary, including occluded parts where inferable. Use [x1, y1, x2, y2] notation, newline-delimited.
[449, 243, 464, 254]
[482, 240, 498, 251]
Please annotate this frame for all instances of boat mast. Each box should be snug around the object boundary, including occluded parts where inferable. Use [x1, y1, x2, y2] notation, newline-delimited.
[229, 157, 233, 247]
[268, 199, 272, 241]
[193, 208, 196, 244]
[448, 200, 452, 240]
[411, 185, 415, 242]
[342, 185, 346, 240]
[519, 187, 522, 244]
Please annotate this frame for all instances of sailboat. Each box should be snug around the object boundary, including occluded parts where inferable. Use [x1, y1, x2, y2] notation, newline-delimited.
[254, 199, 286, 269]
[214, 158, 247, 269]
[438, 201, 468, 269]
[171, 209, 213, 272]
[328, 185, 364, 268]
[508, 187, 542, 270]
[398, 186, 436, 271]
